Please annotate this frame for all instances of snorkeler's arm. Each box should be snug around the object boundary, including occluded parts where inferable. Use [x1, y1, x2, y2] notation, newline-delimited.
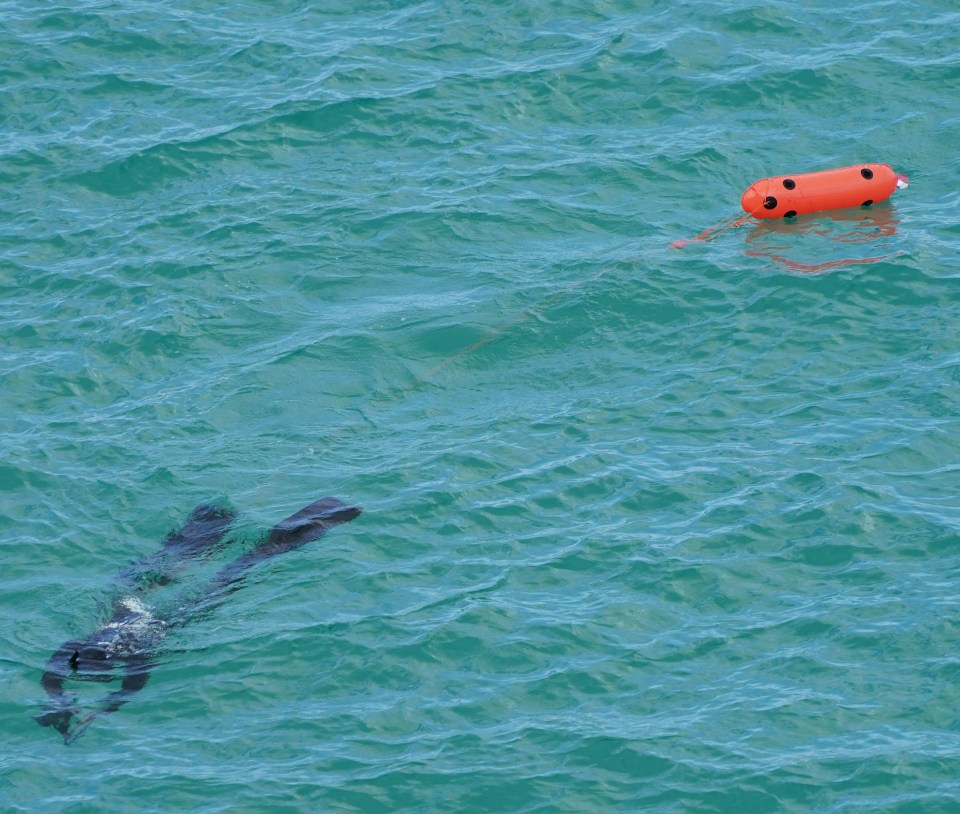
[37, 650, 153, 743]
[61, 659, 153, 743]
[35, 643, 81, 736]
[99, 657, 152, 713]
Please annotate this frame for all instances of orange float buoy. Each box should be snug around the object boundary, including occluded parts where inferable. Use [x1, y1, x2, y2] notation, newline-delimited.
[741, 163, 909, 219]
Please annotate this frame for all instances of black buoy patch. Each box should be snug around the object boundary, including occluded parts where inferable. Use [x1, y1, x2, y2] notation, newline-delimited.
[763, 196, 778, 210]
[862, 200, 873, 207]
[784, 210, 797, 218]
[782, 179, 796, 190]
[861, 168, 874, 179]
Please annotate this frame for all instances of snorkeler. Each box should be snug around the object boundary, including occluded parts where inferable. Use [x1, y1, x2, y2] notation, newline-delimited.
[36, 498, 361, 744]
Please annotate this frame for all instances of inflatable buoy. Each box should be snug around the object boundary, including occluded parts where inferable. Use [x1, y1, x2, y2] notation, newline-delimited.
[670, 162, 909, 249]
[741, 163, 909, 219]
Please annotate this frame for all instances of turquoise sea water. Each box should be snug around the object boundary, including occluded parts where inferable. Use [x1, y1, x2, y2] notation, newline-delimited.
[4, 0, 960, 810]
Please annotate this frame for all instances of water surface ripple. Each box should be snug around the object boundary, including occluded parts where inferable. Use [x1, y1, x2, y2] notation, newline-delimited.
[4, 1, 960, 812]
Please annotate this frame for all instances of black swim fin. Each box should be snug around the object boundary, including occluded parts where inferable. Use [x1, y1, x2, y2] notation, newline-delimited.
[120, 504, 237, 591]
[260, 497, 362, 554]
[161, 503, 237, 558]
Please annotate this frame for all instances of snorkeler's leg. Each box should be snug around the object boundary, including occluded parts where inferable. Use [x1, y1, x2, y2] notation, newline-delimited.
[120, 503, 238, 590]
[206, 498, 362, 596]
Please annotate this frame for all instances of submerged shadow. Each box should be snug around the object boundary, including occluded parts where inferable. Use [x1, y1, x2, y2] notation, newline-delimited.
[744, 204, 902, 274]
